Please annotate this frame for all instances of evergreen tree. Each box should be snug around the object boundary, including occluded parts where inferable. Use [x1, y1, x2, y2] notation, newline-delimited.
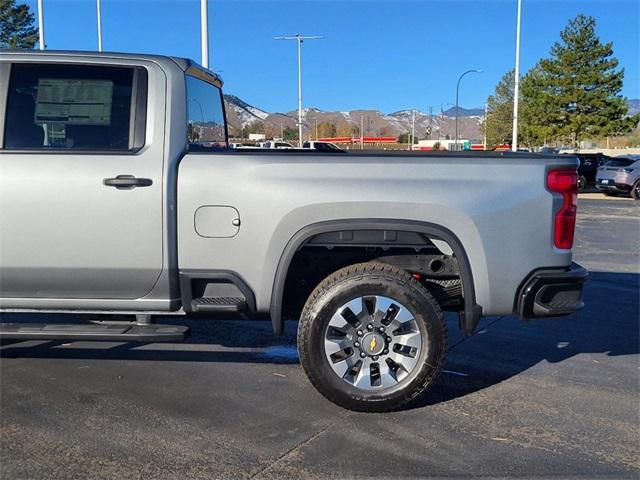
[537, 14, 634, 146]
[0, 0, 38, 49]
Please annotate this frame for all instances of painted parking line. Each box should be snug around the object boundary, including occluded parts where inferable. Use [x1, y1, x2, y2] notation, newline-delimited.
[579, 192, 634, 201]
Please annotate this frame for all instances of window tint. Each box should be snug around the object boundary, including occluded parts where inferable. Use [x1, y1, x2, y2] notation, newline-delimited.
[186, 75, 226, 149]
[4, 63, 143, 150]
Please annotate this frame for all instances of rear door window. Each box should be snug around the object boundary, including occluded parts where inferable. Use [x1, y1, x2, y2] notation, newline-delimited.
[186, 75, 227, 149]
[4, 63, 146, 151]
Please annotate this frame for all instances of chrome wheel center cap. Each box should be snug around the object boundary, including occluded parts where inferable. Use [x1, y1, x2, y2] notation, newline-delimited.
[361, 332, 385, 356]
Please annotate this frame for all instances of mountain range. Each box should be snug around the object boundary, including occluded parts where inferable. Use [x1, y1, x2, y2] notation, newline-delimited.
[224, 95, 640, 142]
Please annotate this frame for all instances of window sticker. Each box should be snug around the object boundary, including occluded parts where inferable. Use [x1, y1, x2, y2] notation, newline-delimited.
[34, 78, 113, 125]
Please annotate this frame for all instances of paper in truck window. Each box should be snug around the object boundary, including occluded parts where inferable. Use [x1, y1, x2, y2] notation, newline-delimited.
[34, 78, 113, 125]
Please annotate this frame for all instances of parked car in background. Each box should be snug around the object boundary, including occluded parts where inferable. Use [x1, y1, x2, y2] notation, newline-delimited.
[572, 153, 612, 191]
[596, 155, 640, 199]
[302, 141, 344, 152]
[259, 140, 295, 149]
[539, 147, 560, 154]
[230, 143, 261, 150]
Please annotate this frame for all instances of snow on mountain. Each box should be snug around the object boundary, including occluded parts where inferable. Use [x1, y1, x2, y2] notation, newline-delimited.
[225, 93, 484, 140]
[224, 94, 270, 128]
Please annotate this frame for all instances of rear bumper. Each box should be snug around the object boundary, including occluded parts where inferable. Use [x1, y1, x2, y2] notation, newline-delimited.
[596, 179, 632, 193]
[516, 263, 588, 319]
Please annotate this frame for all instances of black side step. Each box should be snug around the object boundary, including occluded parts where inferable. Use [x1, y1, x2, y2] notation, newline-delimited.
[191, 296, 246, 313]
[0, 323, 188, 342]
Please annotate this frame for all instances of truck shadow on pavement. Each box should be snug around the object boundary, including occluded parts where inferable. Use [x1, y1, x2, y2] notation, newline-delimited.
[413, 270, 639, 408]
[1, 271, 638, 410]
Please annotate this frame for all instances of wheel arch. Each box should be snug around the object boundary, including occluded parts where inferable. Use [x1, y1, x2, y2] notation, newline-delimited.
[270, 219, 482, 336]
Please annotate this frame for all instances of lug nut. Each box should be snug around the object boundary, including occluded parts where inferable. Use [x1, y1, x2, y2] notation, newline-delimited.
[386, 336, 392, 343]
[372, 355, 379, 361]
[357, 330, 363, 337]
[354, 341, 360, 348]
[367, 323, 374, 330]
[383, 349, 389, 355]
[360, 352, 367, 358]
[378, 326, 386, 333]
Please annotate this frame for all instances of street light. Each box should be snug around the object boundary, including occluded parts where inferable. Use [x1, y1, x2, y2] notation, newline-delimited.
[37, 0, 45, 50]
[512, 0, 523, 152]
[275, 34, 324, 147]
[455, 69, 482, 151]
[482, 101, 488, 150]
[96, 0, 103, 52]
[200, 0, 209, 68]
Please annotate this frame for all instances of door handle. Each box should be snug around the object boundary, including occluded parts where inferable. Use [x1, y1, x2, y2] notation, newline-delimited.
[103, 175, 153, 189]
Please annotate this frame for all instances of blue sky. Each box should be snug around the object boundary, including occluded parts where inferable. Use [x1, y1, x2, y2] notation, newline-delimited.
[25, 0, 640, 113]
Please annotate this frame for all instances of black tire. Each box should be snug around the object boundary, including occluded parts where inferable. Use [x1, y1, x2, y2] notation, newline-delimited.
[578, 175, 586, 192]
[632, 180, 640, 200]
[297, 262, 447, 412]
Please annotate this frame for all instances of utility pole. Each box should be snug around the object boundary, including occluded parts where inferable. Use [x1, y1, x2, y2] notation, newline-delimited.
[315, 118, 318, 140]
[360, 114, 364, 150]
[200, 0, 209, 68]
[275, 34, 324, 148]
[428, 106, 433, 140]
[37, 0, 45, 50]
[511, 0, 522, 152]
[96, 0, 103, 52]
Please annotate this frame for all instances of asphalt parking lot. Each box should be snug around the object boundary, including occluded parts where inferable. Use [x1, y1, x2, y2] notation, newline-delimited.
[1, 196, 639, 480]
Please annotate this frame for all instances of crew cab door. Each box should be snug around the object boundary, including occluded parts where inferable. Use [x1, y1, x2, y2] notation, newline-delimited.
[0, 61, 164, 300]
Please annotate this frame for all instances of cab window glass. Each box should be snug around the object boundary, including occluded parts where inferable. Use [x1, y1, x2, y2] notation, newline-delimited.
[186, 75, 226, 149]
[4, 63, 140, 150]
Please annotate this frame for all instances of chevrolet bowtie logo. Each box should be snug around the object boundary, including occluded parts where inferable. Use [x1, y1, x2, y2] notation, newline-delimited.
[369, 337, 377, 352]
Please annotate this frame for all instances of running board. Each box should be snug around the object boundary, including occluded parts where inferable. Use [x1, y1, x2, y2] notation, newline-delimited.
[0, 322, 188, 342]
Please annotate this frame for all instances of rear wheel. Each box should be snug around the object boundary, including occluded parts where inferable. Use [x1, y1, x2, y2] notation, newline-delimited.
[297, 262, 447, 412]
[632, 180, 640, 200]
[578, 175, 586, 192]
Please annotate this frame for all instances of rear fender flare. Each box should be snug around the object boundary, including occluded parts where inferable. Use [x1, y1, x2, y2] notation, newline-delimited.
[269, 219, 482, 336]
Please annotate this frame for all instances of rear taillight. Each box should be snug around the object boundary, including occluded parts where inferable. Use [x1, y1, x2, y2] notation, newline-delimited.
[547, 169, 578, 249]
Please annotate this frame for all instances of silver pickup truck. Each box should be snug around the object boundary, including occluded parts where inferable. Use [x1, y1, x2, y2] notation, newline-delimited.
[0, 51, 587, 411]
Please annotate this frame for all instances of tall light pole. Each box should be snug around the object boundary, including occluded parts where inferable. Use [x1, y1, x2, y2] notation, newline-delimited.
[200, 0, 209, 68]
[37, 0, 45, 50]
[96, 0, 103, 52]
[411, 110, 416, 150]
[275, 34, 323, 148]
[455, 69, 482, 151]
[511, 0, 523, 152]
[483, 102, 488, 150]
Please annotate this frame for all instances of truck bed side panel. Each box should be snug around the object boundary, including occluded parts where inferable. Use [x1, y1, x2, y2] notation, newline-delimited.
[177, 152, 576, 316]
